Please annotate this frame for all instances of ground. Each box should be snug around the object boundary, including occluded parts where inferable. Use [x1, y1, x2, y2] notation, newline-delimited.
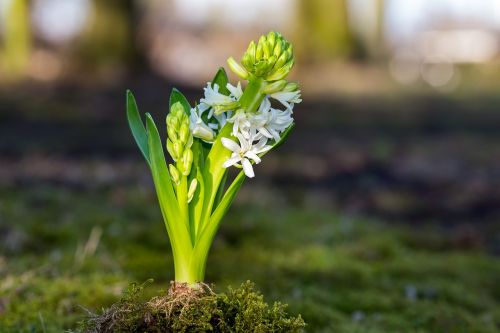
[1, 181, 499, 332]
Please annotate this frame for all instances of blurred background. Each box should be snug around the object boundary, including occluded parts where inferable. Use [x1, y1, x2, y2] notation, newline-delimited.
[1, 0, 499, 332]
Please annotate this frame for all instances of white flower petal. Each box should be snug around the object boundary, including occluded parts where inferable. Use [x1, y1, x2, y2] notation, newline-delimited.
[242, 158, 255, 178]
[245, 151, 261, 164]
[221, 137, 240, 152]
[223, 155, 241, 168]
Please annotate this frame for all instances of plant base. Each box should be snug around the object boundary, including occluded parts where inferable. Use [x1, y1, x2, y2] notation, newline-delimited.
[80, 281, 305, 333]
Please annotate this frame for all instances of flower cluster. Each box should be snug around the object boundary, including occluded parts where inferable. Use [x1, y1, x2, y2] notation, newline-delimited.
[189, 80, 301, 178]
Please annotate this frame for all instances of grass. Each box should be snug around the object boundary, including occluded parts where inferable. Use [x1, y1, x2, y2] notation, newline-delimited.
[1, 181, 499, 332]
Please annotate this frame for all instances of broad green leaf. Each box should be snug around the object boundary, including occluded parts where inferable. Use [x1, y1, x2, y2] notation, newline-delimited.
[190, 170, 245, 278]
[145, 113, 192, 254]
[169, 88, 191, 116]
[200, 124, 233, 228]
[211, 67, 230, 95]
[189, 167, 205, 238]
[213, 170, 228, 211]
[206, 170, 245, 237]
[126, 90, 150, 164]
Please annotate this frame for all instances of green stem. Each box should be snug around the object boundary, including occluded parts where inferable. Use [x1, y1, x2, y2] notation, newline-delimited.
[238, 77, 266, 113]
[176, 175, 192, 242]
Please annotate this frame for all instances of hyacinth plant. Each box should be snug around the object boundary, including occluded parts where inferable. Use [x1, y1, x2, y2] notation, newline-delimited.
[126, 32, 301, 285]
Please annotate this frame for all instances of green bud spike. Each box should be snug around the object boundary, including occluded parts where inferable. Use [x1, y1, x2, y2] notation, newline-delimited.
[232, 31, 294, 81]
[187, 178, 198, 203]
[262, 80, 288, 94]
[169, 164, 180, 185]
[227, 57, 249, 80]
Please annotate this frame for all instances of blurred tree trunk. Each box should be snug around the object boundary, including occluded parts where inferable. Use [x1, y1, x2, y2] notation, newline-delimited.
[1, 0, 32, 80]
[77, 0, 146, 74]
[295, 0, 354, 62]
[373, 0, 386, 58]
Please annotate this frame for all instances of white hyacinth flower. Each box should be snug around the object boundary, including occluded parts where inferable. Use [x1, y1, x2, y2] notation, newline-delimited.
[228, 109, 252, 138]
[250, 98, 294, 141]
[221, 133, 272, 178]
[199, 83, 238, 117]
[189, 107, 215, 142]
[227, 82, 243, 99]
[269, 90, 302, 111]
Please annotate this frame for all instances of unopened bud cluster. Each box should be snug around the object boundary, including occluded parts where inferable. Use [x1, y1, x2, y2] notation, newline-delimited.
[166, 102, 194, 183]
[228, 31, 294, 82]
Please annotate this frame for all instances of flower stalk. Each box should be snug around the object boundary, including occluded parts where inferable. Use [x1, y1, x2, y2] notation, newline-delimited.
[126, 32, 301, 285]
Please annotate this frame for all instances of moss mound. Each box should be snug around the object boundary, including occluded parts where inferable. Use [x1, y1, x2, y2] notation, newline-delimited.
[80, 281, 305, 333]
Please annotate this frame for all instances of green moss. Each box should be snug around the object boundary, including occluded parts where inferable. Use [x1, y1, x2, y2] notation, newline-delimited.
[79, 281, 305, 333]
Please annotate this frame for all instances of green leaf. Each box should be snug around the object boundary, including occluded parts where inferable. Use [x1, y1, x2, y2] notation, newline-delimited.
[212, 67, 230, 95]
[189, 167, 205, 238]
[169, 88, 191, 116]
[126, 90, 150, 164]
[190, 171, 245, 278]
[145, 113, 192, 253]
[200, 124, 233, 229]
[213, 170, 228, 211]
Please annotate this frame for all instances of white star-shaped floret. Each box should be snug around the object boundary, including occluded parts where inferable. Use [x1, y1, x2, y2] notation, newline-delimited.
[189, 107, 215, 142]
[250, 99, 294, 141]
[269, 90, 302, 111]
[199, 83, 237, 117]
[228, 109, 252, 138]
[221, 134, 272, 178]
[227, 82, 243, 99]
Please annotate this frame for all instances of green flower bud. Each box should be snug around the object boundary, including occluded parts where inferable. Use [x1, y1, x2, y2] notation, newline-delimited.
[227, 31, 294, 82]
[169, 164, 180, 185]
[227, 57, 249, 80]
[166, 139, 176, 161]
[245, 41, 256, 63]
[273, 52, 289, 71]
[212, 100, 240, 115]
[262, 80, 288, 94]
[179, 122, 190, 145]
[267, 31, 276, 48]
[173, 142, 183, 161]
[273, 40, 283, 58]
[170, 102, 185, 117]
[167, 124, 178, 142]
[178, 149, 193, 176]
[283, 81, 300, 92]
[255, 43, 263, 61]
[187, 178, 198, 203]
[266, 60, 294, 82]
